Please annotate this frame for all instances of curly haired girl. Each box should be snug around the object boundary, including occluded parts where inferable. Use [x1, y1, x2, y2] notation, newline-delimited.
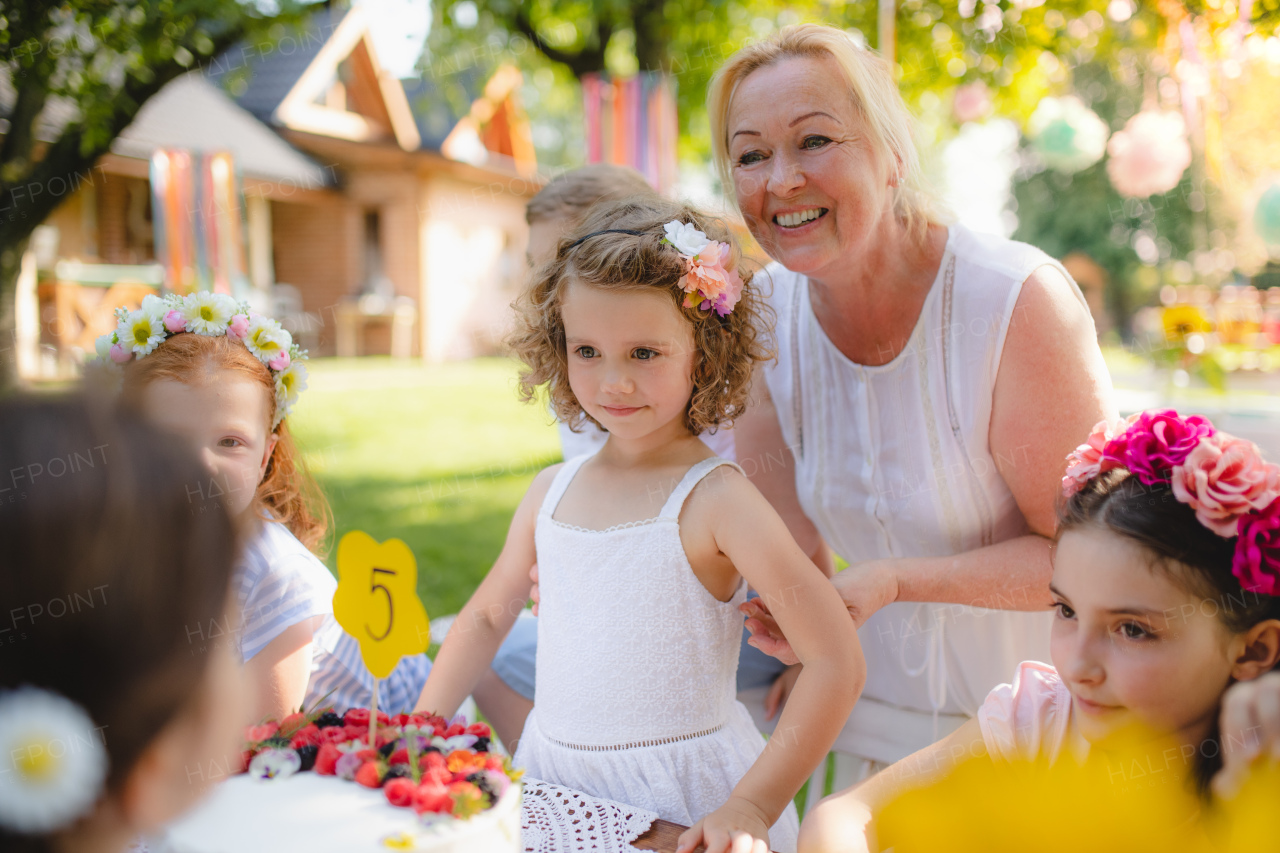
[418, 197, 866, 853]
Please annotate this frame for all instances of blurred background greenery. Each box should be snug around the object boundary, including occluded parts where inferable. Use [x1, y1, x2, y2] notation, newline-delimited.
[290, 357, 560, 617]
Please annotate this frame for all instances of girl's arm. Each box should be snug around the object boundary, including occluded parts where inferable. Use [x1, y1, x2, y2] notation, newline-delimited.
[244, 615, 324, 720]
[677, 469, 866, 853]
[413, 466, 555, 718]
[798, 718, 988, 853]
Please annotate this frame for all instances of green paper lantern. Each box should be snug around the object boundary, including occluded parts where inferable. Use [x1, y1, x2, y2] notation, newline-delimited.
[1027, 96, 1108, 175]
[1256, 182, 1280, 247]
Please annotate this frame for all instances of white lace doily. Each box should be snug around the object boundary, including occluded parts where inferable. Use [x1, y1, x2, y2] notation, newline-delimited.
[520, 777, 658, 853]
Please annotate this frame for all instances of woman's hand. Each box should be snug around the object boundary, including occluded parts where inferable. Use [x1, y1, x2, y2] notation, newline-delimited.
[1213, 671, 1280, 798]
[676, 796, 772, 853]
[742, 560, 899, 664]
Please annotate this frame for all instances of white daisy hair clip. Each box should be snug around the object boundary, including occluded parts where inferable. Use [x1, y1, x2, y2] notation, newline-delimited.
[93, 292, 308, 428]
[0, 686, 109, 834]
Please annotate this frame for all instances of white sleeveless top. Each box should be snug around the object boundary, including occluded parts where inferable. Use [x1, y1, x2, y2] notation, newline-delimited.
[513, 454, 799, 851]
[762, 223, 1084, 762]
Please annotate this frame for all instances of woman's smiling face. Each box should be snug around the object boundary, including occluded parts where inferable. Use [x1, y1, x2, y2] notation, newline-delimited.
[727, 54, 898, 276]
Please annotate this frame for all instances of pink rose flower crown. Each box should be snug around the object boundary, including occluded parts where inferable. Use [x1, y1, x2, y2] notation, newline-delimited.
[92, 292, 308, 428]
[1062, 409, 1280, 596]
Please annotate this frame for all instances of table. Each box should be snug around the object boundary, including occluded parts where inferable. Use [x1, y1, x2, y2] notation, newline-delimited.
[334, 295, 416, 358]
[632, 818, 781, 853]
[633, 819, 694, 852]
[38, 262, 163, 361]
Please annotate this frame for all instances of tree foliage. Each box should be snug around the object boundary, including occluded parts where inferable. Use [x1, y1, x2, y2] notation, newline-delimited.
[0, 0, 307, 390]
[423, 1, 1188, 171]
[424, 0, 1280, 337]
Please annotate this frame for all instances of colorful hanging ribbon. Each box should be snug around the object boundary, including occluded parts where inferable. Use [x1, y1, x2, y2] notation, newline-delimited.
[581, 71, 678, 194]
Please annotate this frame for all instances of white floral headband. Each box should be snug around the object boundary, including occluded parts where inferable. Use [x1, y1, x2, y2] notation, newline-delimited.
[0, 686, 108, 834]
[566, 219, 745, 317]
[94, 293, 308, 428]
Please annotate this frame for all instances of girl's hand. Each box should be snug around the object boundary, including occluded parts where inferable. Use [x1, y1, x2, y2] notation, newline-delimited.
[1213, 671, 1280, 799]
[742, 560, 899, 664]
[676, 796, 772, 853]
[765, 664, 802, 722]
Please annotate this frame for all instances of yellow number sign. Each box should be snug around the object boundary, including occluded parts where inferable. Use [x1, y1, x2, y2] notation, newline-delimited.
[332, 531, 430, 679]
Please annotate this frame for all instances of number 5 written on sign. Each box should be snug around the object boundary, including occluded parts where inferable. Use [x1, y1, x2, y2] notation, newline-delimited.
[333, 531, 430, 680]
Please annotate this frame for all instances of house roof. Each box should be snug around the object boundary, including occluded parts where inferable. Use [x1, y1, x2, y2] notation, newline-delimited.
[204, 4, 343, 125]
[400, 68, 482, 152]
[110, 73, 334, 187]
[208, 5, 484, 155]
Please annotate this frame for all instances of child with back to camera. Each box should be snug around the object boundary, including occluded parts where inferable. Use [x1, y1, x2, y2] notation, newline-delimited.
[791, 410, 1280, 852]
[417, 197, 865, 853]
[0, 396, 247, 853]
[97, 294, 429, 720]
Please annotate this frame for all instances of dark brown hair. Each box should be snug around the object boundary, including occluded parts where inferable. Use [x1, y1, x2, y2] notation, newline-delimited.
[509, 196, 775, 436]
[120, 332, 330, 553]
[1059, 469, 1280, 793]
[525, 164, 656, 226]
[0, 395, 240, 849]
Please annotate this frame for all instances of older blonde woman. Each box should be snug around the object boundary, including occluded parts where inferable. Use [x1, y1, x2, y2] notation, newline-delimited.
[712, 24, 1117, 774]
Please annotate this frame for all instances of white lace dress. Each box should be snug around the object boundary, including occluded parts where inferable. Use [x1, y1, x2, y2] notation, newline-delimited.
[514, 455, 800, 853]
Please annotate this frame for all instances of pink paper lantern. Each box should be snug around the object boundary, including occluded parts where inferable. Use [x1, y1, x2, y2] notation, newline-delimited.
[952, 81, 992, 124]
[1106, 110, 1193, 198]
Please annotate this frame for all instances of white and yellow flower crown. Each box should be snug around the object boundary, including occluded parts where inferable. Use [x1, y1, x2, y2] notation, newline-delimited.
[94, 292, 308, 428]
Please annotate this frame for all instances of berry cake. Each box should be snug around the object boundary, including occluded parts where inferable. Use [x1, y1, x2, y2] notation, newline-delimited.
[156, 709, 522, 853]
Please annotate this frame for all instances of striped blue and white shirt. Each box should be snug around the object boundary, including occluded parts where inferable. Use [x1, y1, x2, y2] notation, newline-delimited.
[235, 520, 432, 715]
[307, 619, 433, 716]
[235, 520, 336, 663]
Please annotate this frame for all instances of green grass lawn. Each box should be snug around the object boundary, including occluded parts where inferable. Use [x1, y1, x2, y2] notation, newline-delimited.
[287, 357, 562, 620]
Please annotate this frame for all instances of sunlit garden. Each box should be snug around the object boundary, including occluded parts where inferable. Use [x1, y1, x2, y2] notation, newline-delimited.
[291, 357, 560, 618]
[7, 1, 1280, 852]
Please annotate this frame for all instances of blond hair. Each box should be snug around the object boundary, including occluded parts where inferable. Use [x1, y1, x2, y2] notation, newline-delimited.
[526, 164, 657, 227]
[708, 23, 939, 244]
[509, 196, 774, 436]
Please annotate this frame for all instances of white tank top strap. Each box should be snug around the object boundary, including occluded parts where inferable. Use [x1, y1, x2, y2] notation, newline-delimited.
[657, 457, 744, 520]
[538, 453, 594, 520]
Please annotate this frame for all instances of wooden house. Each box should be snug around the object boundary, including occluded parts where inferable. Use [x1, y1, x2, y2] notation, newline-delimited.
[24, 4, 540, 374]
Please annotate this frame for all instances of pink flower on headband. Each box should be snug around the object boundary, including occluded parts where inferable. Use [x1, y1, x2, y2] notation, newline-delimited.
[164, 310, 186, 334]
[1171, 435, 1280, 536]
[662, 221, 744, 316]
[268, 350, 291, 372]
[1101, 409, 1214, 485]
[227, 313, 250, 341]
[1062, 419, 1124, 497]
[1235, 498, 1280, 596]
[679, 242, 744, 317]
[109, 343, 132, 364]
